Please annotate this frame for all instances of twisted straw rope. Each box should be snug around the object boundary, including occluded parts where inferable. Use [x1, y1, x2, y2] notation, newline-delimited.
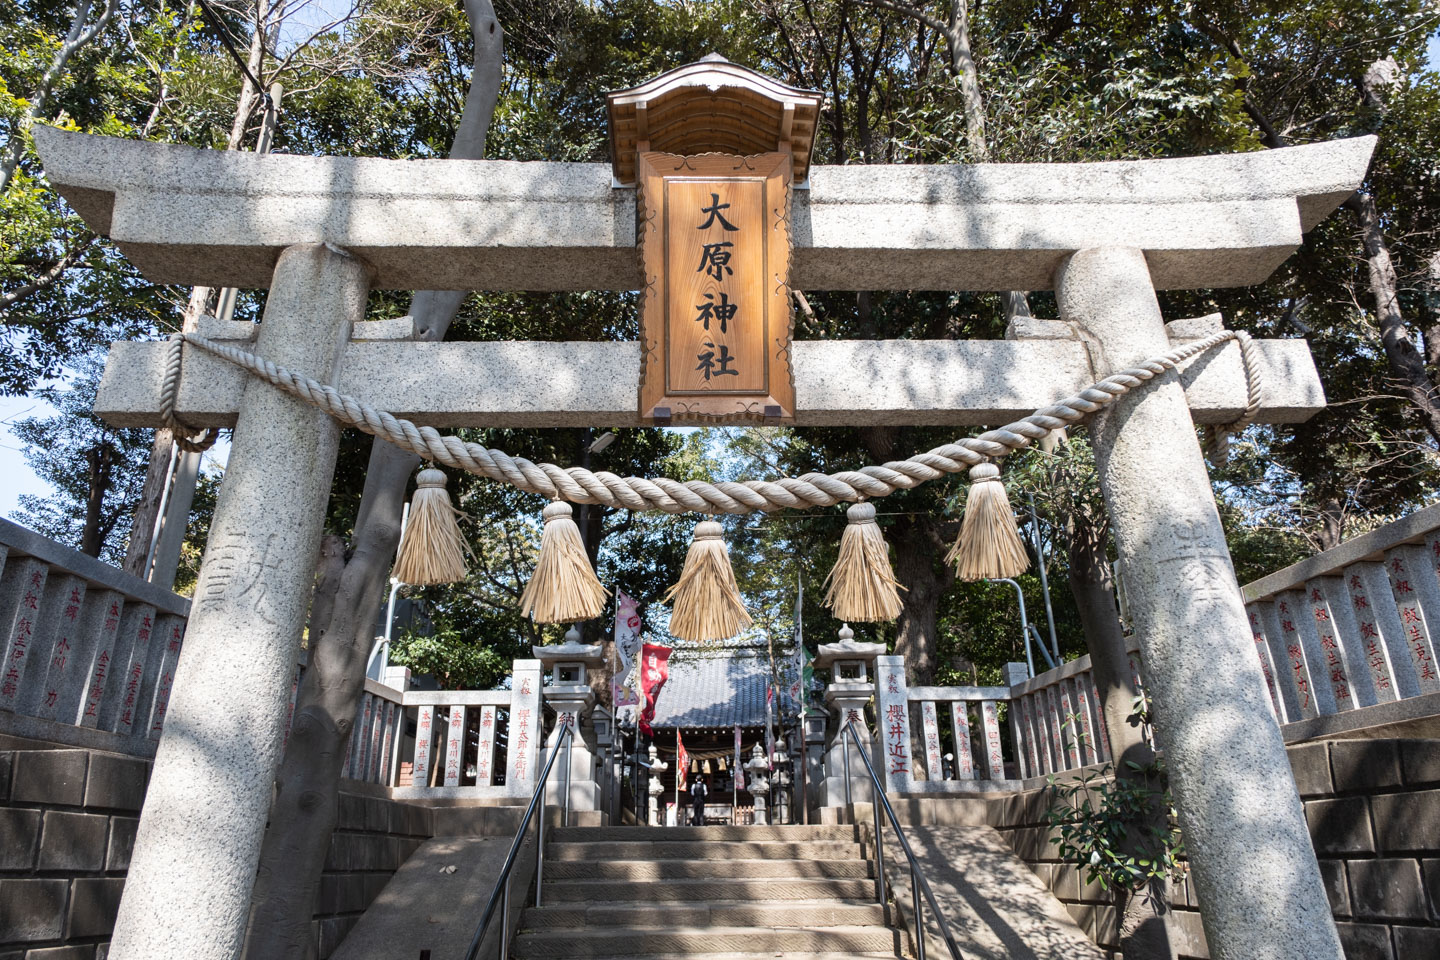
[160, 330, 1263, 514]
[158, 335, 223, 453]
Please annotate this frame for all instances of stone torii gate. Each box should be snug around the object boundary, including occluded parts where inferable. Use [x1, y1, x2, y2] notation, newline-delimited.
[37, 56, 1371, 960]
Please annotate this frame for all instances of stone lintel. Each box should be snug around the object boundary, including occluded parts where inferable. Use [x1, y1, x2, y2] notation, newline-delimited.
[95, 336, 1325, 430]
[35, 127, 1374, 292]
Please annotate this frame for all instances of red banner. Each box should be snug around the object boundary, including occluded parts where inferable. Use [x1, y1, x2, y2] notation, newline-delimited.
[638, 642, 673, 738]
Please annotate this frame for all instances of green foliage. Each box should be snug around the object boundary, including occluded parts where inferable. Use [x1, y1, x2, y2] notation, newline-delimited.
[389, 619, 515, 690]
[4, 0, 1440, 702]
[1046, 758, 1187, 894]
[1046, 696, 1185, 894]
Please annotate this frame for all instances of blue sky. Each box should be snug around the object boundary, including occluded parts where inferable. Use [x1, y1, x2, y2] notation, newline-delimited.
[0, 392, 55, 516]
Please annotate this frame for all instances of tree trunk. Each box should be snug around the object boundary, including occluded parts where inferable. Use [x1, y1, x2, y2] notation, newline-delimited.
[891, 513, 953, 685]
[946, 0, 987, 161]
[1315, 498, 1345, 551]
[1345, 191, 1440, 447]
[226, 0, 271, 151]
[81, 445, 112, 557]
[1423, 251, 1440, 370]
[853, 425, 953, 686]
[0, 0, 117, 192]
[122, 285, 212, 577]
[122, 429, 174, 576]
[242, 5, 503, 957]
[1067, 517, 1176, 960]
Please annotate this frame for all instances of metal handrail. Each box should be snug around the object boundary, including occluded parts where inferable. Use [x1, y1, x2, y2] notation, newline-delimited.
[841, 720, 965, 960]
[461, 720, 574, 960]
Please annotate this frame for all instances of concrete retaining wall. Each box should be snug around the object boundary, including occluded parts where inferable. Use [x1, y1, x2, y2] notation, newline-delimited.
[0, 737, 434, 960]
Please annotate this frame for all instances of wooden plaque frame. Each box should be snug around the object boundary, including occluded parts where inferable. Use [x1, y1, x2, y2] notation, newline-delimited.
[637, 151, 796, 423]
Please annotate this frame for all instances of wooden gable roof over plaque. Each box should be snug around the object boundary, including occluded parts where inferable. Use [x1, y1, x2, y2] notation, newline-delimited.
[606, 54, 825, 186]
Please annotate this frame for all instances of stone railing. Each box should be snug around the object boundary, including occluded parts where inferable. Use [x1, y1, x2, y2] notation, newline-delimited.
[0, 518, 190, 757]
[925, 504, 1440, 786]
[363, 659, 545, 801]
[289, 665, 549, 798]
[1242, 502, 1440, 726]
[902, 685, 1012, 787]
[1001, 643, 1142, 781]
[894, 643, 1142, 787]
[0, 517, 556, 799]
[333, 674, 408, 787]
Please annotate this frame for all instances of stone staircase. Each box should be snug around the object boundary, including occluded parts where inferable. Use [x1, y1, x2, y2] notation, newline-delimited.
[510, 824, 905, 959]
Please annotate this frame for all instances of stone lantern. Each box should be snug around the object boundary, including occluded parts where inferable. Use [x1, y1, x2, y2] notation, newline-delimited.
[534, 626, 604, 812]
[646, 741, 668, 826]
[746, 742, 771, 825]
[772, 740, 792, 825]
[816, 623, 886, 807]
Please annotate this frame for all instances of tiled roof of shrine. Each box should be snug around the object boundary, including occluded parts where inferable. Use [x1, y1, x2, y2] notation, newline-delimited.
[650, 645, 794, 730]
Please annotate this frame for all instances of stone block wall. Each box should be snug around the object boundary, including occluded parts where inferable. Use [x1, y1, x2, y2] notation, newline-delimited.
[314, 790, 433, 956]
[0, 747, 146, 960]
[0, 741, 433, 960]
[1290, 738, 1440, 960]
[988, 738, 1440, 959]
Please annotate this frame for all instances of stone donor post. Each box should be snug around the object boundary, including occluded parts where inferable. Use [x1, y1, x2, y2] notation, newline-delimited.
[108, 243, 373, 960]
[1055, 247, 1343, 960]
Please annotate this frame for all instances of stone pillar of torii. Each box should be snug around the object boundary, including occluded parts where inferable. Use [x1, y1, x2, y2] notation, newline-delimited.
[35, 54, 1374, 960]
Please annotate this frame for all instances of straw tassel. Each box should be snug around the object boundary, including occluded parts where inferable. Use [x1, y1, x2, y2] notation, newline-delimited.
[664, 519, 753, 641]
[823, 502, 906, 621]
[947, 461, 1029, 581]
[392, 468, 469, 585]
[519, 501, 609, 623]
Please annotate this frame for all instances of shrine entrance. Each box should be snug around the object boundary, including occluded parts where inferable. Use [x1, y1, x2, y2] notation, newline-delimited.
[632, 643, 799, 827]
[37, 51, 1377, 960]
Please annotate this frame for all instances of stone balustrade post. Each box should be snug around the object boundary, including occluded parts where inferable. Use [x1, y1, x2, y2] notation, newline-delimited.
[506, 659, 543, 796]
[873, 655, 913, 796]
[1055, 246, 1342, 960]
[108, 242, 372, 960]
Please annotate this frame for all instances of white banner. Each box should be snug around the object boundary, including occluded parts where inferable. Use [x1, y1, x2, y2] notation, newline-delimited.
[612, 591, 642, 722]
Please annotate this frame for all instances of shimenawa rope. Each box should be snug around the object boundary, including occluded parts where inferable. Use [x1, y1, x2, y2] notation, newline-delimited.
[158, 329, 1263, 513]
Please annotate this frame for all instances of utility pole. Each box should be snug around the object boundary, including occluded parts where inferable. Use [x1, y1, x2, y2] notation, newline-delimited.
[144, 84, 283, 589]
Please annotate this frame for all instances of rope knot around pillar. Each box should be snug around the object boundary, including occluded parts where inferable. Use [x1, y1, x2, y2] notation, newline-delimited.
[160, 335, 223, 453]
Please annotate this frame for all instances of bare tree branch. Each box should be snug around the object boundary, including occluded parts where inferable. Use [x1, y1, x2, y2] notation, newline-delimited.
[0, 0, 119, 191]
[0, 233, 97, 313]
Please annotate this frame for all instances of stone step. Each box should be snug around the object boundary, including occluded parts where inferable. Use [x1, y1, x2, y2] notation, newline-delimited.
[510, 924, 899, 959]
[520, 899, 887, 930]
[543, 877, 877, 903]
[544, 857, 873, 881]
[550, 824, 856, 844]
[565, 954, 900, 960]
[545, 840, 864, 862]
